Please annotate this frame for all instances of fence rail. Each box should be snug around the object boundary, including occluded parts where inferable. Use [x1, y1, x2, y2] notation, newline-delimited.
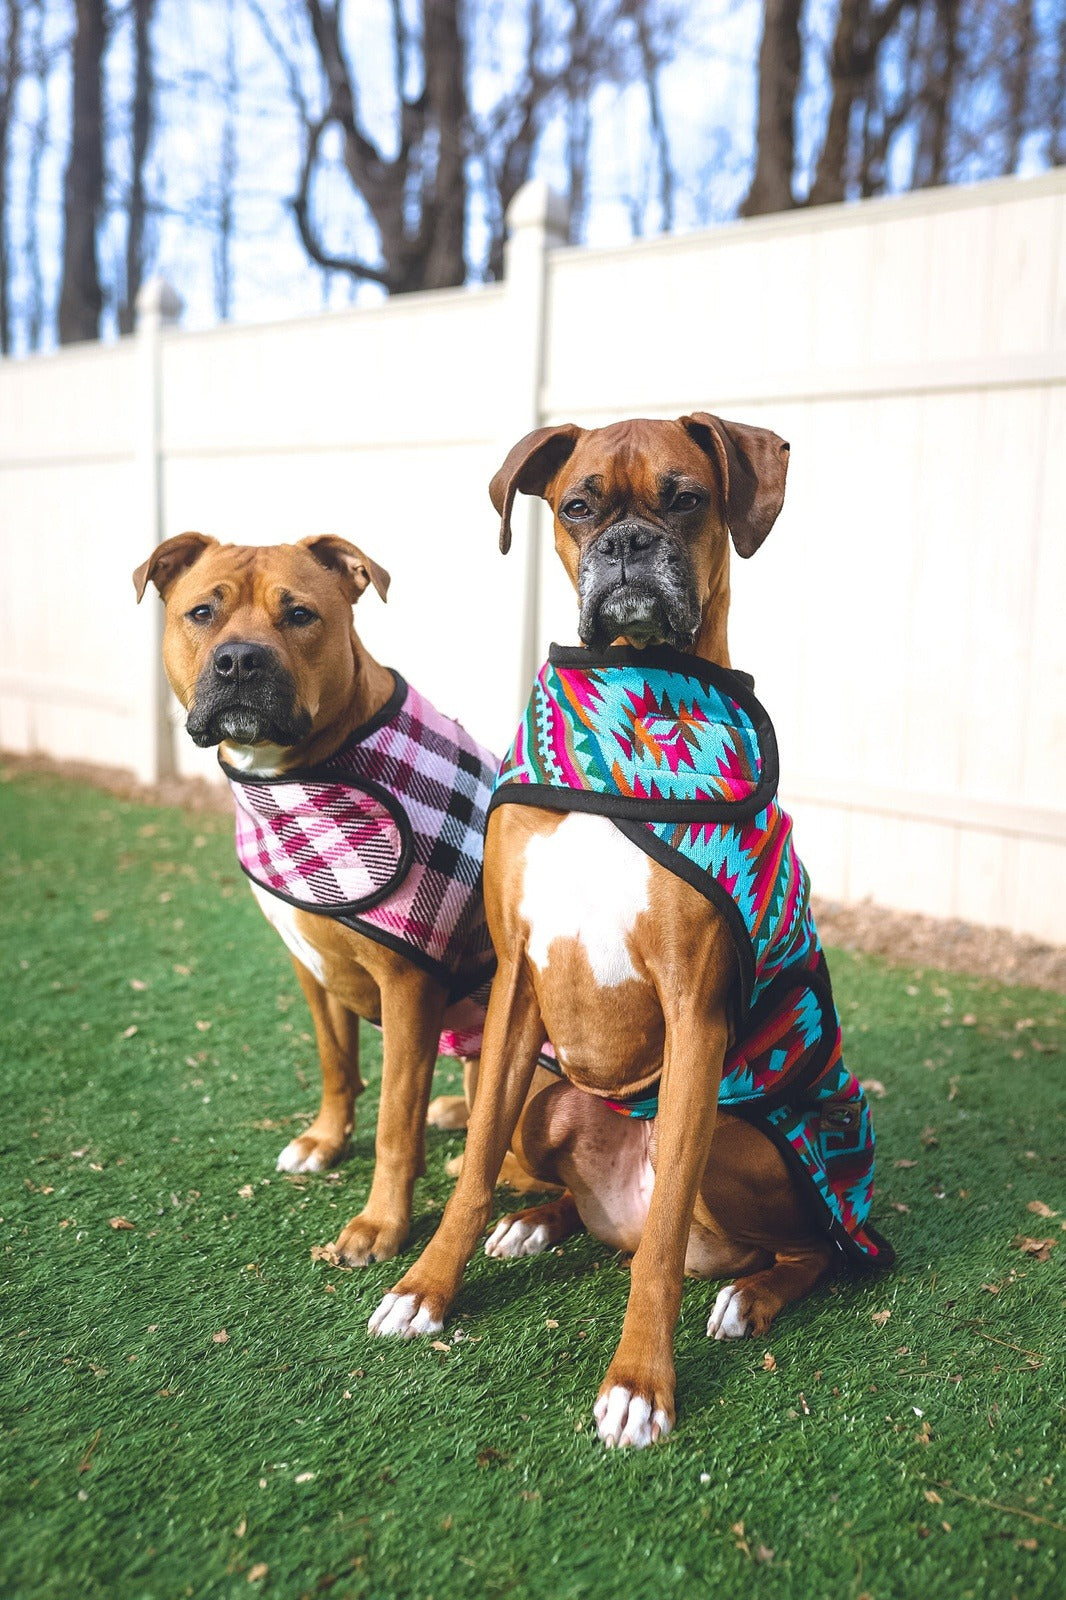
[2, 170, 1063, 942]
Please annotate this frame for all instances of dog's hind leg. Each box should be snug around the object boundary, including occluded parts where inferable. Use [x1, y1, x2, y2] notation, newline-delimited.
[277, 969, 363, 1174]
[706, 1241, 835, 1341]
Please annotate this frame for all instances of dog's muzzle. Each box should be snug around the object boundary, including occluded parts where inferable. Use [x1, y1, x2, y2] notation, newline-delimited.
[185, 640, 312, 748]
[578, 521, 700, 650]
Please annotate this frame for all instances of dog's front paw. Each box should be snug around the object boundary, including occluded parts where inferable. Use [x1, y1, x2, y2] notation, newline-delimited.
[276, 1128, 347, 1174]
[333, 1212, 407, 1268]
[593, 1381, 673, 1450]
[367, 1289, 445, 1339]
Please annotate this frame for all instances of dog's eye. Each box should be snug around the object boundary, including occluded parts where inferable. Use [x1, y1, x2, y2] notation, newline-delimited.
[187, 604, 213, 623]
[285, 606, 318, 627]
[672, 492, 702, 513]
[562, 499, 592, 520]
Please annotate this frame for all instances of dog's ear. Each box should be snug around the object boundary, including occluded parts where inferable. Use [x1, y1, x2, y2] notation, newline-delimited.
[489, 424, 583, 554]
[679, 413, 790, 558]
[301, 535, 390, 604]
[133, 532, 217, 602]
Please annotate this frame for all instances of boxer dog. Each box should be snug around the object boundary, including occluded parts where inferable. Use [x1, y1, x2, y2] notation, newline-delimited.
[133, 533, 505, 1267]
[369, 416, 891, 1448]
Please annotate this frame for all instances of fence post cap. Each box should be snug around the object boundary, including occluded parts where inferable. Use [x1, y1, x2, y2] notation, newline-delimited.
[136, 277, 183, 327]
[506, 179, 569, 238]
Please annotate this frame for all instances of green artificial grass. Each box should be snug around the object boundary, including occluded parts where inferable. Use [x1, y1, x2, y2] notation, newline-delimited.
[1, 766, 1063, 1600]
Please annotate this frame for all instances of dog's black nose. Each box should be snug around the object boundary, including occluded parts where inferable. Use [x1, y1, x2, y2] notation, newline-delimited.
[595, 523, 659, 564]
[212, 641, 271, 682]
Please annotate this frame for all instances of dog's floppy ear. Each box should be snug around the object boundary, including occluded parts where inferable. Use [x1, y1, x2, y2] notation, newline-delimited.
[679, 413, 790, 558]
[301, 535, 390, 604]
[489, 424, 583, 554]
[133, 532, 217, 602]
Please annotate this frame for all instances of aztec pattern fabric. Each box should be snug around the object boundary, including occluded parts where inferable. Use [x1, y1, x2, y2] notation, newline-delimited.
[491, 644, 890, 1266]
[224, 674, 498, 1058]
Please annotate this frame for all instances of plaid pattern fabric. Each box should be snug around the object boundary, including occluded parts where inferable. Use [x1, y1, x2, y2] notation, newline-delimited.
[225, 674, 498, 1058]
[491, 645, 891, 1267]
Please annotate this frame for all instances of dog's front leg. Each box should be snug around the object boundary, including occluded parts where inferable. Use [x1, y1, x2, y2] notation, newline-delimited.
[278, 967, 364, 1173]
[368, 953, 544, 1336]
[594, 987, 730, 1449]
[333, 966, 446, 1267]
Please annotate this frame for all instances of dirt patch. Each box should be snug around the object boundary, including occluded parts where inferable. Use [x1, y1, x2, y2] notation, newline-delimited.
[5, 747, 1064, 994]
[811, 897, 1066, 995]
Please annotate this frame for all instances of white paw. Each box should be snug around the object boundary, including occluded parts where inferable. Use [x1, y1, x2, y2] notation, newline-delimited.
[367, 1292, 443, 1339]
[276, 1138, 328, 1174]
[484, 1217, 551, 1259]
[593, 1386, 672, 1450]
[706, 1283, 753, 1341]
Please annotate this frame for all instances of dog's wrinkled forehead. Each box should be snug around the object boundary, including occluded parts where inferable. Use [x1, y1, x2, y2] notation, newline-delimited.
[555, 419, 720, 509]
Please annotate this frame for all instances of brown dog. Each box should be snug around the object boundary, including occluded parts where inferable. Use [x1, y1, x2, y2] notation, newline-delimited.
[368, 416, 890, 1447]
[133, 533, 502, 1267]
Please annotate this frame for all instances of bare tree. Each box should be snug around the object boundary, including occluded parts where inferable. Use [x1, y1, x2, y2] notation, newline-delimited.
[215, 0, 238, 320]
[117, 0, 155, 334]
[740, 0, 802, 216]
[0, 0, 21, 354]
[274, 0, 468, 294]
[808, 0, 916, 207]
[23, 0, 50, 350]
[58, 0, 107, 344]
[626, 0, 675, 231]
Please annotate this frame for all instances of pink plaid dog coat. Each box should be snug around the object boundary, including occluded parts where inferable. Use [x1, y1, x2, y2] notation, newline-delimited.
[222, 673, 498, 1057]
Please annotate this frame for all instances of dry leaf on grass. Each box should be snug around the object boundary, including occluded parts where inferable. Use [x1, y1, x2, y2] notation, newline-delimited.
[861, 1079, 886, 1098]
[871, 1309, 891, 1327]
[761, 1351, 776, 1371]
[545, 1318, 559, 1329]
[122, 1026, 138, 1039]
[247, 1564, 268, 1583]
[212, 1329, 230, 1344]
[923, 1489, 943, 1504]
[894, 1159, 918, 1169]
[755, 1545, 774, 1564]
[109, 1217, 135, 1230]
[309, 1242, 340, 1266]
[1012, 1236, 1057, 1261]
[431, 1340, 450, 1353]
[195, 1019, 212, 1032]
[1027, 1200, 1058, 1219]
[294, 1472, 314, 1483]
[980, 1283, 1001, 1295]
[920, 1127, 939, 1148]
[237, 1185, 255, 1200]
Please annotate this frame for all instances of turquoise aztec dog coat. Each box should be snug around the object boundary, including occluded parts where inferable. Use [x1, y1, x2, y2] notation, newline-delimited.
[489, 644, 891, 1267]
[224, 674, 497, 1058]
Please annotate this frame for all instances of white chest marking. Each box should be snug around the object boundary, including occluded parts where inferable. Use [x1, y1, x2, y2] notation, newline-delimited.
[249, 882, 327, 984]
[520, 812, 651, 988]
[222, 741, 287, 775]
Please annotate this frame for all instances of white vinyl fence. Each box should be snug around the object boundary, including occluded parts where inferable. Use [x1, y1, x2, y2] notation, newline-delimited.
[1, 171, 1063, 942]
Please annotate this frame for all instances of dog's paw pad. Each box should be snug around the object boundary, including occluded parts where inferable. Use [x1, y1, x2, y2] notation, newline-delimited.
[593, 1386, 671, 1450]
[706, 1284, 754, 1341]
[484, 1217, 551, 1259]
[367, 1291, 443, 1339]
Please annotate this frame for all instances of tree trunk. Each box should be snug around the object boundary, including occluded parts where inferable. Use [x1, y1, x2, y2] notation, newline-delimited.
[58, 0, 106, 344]
[118, 0, 155, 335]
[0, 0, 21, 355]
[421, 0, 466, 289]
[24, 0, 48, 350]
[740, 0, 802, 217]
[809, 0, 865, 206]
